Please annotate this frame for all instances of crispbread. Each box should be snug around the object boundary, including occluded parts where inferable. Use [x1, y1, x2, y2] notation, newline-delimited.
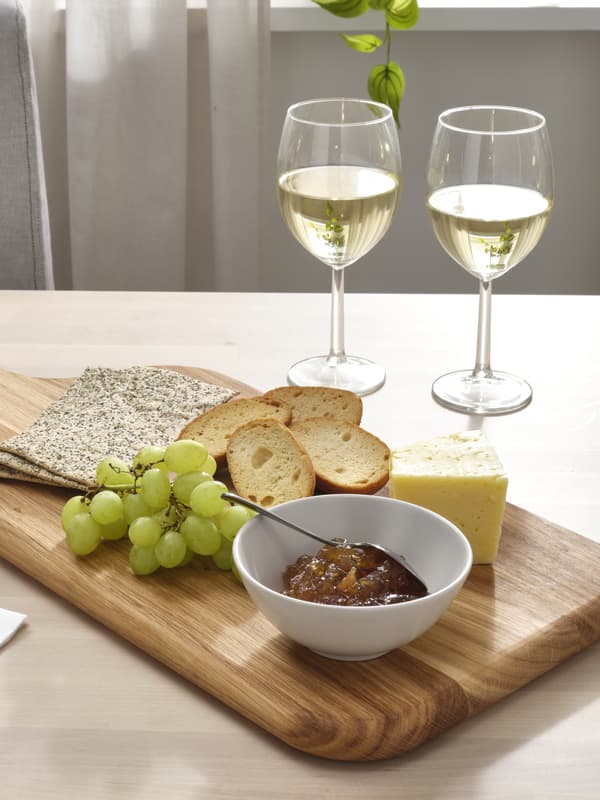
[226, 418, 315, 506]
[262, 386, 362, 425]
[0, 456, 88, 490]
[290, 417, 390, 494]
[0, 367, 237, 488]
[178, 396, 292, 468]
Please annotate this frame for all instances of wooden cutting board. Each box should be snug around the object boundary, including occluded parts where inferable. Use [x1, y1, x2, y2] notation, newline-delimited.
[0, 366, 599, 761]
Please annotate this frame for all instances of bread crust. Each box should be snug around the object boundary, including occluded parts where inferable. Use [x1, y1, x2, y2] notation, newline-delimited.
[290, 417, 390, 494]
[178, 397, 292, 467]
[226, 418, 315, 507]
[262, 386, 362, 425]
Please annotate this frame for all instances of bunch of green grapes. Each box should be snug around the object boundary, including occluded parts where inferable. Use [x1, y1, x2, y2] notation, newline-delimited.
[60, 440, 253, 576]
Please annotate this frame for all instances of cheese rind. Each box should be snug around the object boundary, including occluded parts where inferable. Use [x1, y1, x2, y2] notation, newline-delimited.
[389, 431, 508, 564]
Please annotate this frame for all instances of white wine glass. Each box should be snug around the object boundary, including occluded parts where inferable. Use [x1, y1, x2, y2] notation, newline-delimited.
[426, 105, 554, 414]
[277, 98, 402, 396]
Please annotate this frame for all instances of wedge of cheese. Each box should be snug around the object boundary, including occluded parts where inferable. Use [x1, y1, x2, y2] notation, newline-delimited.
[389, 431, 508, 564]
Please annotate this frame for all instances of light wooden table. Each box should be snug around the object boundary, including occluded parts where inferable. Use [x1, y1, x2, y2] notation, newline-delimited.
[0, 291, 598, 799]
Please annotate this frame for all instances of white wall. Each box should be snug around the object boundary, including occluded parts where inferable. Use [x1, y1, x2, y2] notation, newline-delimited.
[32, 19, 600, 294]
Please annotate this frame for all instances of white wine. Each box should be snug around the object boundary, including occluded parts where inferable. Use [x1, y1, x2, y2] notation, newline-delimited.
[427, 184, 552, 281]
[278, 165, 401, 268]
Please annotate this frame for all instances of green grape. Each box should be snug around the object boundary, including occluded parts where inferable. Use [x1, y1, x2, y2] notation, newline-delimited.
[202, 454, 217, 477]
[172, 470, 211, 506]
[211, 536, 233, 570]
[65, 512, 102, 556]
[95, 456, 135, 489]
[128, 516, 162, 547]
[180, 514, 221, 555]
[140, 468, 171, 509]
[132, 445, 166, 471]
[215, 505, 251, 541]
[164, 440, 208, 474]
[99, 517, 129, 541]
[61, 495, 90, 530]
[89, 490, 124, 525]
[129, 544, 160, 576]
[153, 504, 178, 527]
[154, 530, 187, 568]
[123, 492, 152, 524]
[190, 480, 228, 518]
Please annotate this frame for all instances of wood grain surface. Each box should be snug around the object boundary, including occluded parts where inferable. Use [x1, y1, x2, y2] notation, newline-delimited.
[0, 367, 599, 762]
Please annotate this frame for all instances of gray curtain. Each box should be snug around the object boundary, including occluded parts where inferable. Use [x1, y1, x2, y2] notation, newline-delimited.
[65, 0, 188, 290]
[0, 0, 53, 289]
[207, 0, 271, 290]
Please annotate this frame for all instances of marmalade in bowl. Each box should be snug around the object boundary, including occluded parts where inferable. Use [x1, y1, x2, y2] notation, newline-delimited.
[282, 542, 428, 606]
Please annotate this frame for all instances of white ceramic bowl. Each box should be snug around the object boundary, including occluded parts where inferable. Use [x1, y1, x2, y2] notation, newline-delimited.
[233, 494, 472, 661]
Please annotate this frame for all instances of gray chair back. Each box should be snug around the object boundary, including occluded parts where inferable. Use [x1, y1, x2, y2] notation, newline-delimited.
[0, 0, 53, 289]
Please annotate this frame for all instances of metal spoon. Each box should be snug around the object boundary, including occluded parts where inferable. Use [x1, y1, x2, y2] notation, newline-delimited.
[222, 492, 428, 593]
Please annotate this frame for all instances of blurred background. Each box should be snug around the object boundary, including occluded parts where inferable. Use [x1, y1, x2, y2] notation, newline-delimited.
[25, 1, 600, 294]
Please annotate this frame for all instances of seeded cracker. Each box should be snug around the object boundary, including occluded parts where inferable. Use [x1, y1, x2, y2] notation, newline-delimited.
[0, 460, 88, 490]
[0, 367, 237, 488]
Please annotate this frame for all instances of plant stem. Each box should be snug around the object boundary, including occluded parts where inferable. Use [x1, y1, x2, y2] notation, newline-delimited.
[385, 22, 391, 65]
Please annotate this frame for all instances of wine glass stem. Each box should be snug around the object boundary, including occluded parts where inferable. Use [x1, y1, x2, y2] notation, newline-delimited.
[328, 267, 347, 365]
[472, 279, 493, 379]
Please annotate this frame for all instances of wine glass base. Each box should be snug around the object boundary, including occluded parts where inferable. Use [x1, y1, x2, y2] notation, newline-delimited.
[431, 370, 532, 416]
[287, 355, 385, 397]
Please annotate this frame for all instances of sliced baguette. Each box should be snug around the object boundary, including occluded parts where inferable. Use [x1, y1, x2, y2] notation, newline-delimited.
[226, 418, 315, 507]
[290, 417, 390, 494]
[262, 385, 362, 425]
[178, 396, 291, 467]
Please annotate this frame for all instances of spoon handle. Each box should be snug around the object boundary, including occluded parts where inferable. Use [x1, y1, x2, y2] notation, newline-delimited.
[222, 492, 332, 548]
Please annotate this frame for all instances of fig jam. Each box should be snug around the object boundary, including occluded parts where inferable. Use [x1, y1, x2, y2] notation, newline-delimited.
[283, 543, 428, 606]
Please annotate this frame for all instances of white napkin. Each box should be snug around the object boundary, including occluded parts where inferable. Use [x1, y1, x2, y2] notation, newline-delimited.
[0, 607, 27, 647]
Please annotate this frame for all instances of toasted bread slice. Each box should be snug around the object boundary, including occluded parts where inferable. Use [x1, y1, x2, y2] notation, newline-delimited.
[290, 417, 390, 494]
[178, 397, 291, 467]
[262, 385, 362, 425]
[226, 418, 315, 507]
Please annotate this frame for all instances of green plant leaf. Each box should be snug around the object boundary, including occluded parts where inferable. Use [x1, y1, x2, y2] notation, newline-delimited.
[368, 0, 391, 9]
[386, 0, 419, 29]
[312, 0, 370, 18]
[342, 33, 383, 53]
[367, 62, 405, 123]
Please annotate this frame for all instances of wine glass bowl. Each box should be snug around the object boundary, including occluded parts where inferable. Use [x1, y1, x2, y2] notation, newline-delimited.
[426, 105, 554, 415]
[277, 98, 402, 396]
